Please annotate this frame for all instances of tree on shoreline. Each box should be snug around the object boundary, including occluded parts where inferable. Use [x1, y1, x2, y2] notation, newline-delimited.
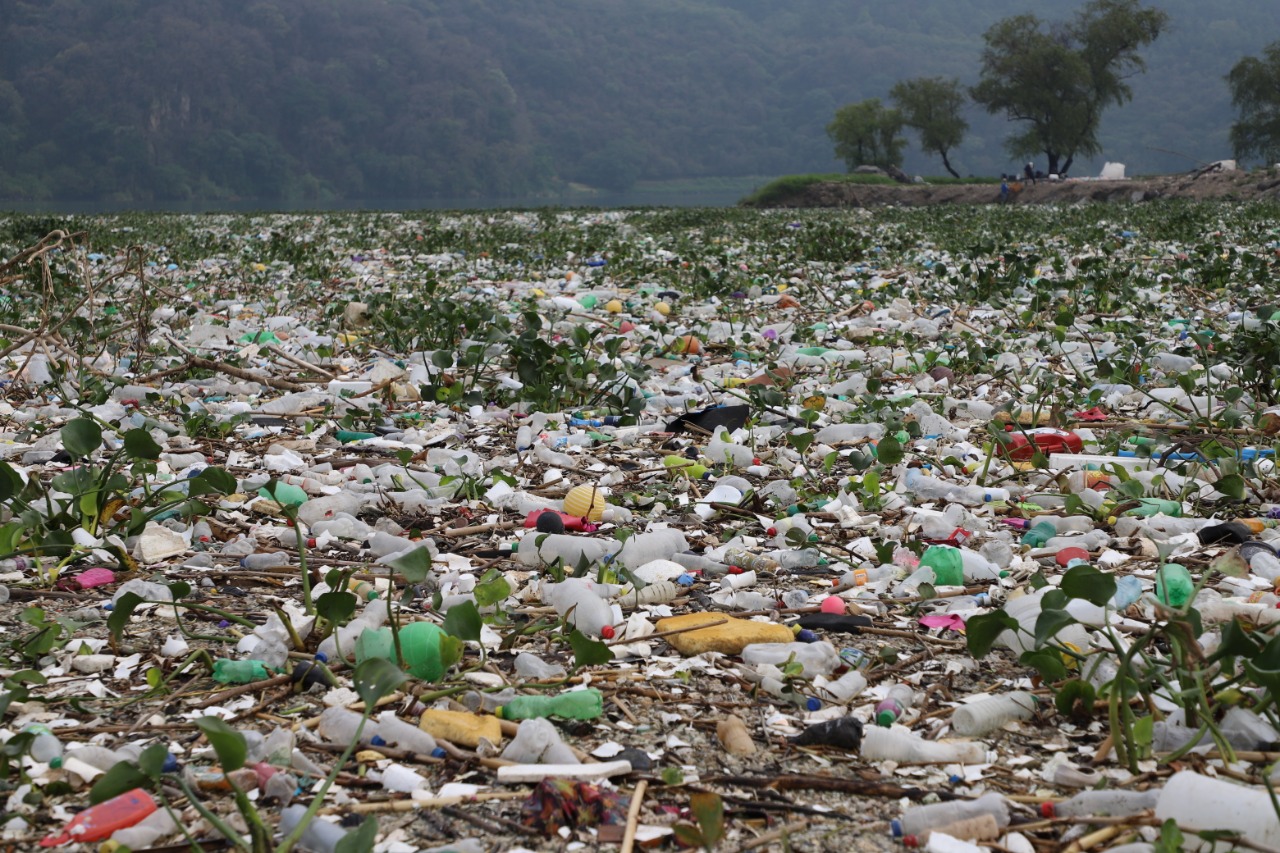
[971, 0, 1167, 175]
[891, 77, 968, 178]
[826, 99, 905, 172]
[1228, 41, 1280, 165]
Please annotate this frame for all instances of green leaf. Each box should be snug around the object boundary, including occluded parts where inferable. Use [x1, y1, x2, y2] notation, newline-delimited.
[1155, 818, 1184, 853]
[672, 824, 706, 850]
[123, 428, 163, 460]
[1034, 608, 1079, 648]
[316, 590, 357, 628]
[441, 600, 482, 641]
[107, 592, 144, 643]
[187, 466, 237, 497]
[1117, 478, 1145, 500]
[335, 816, 379, 853]
[136, 742, 170, 779]
[0, 462, 21, 503]
[386, 546, 433, 583]
[568, 629, 613, 668]
[1210, 618, 1262, 663]
[1060, 564, 1117, 607]
[1210, 547, 1249, 579]
[1053, 679, 1096, 717]
[195, 716, 247, 772]
[353, 657, 409, 709]
[1019, 648, 1068, 682]
[61, 418, 103, 459]
[691, 792, 725, 848]
[473, 575, 512, 607]
[1040, 589, 1068, 612]
[168, 581, 191, 601]
[965, 610, 1018, 658]
[1216, 473, 1246, 500]
[788, 430, 814, 455]
[89, 761, 151, 804]
[875, 435, 903, 464]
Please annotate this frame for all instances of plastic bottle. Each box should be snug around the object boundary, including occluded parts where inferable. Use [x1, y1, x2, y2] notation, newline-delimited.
[875, 683, 916, 726]
[777, 548, 822, 569]
[759, 676, 821, 711]
[1020, 521, 1057, 547]
[958, 549, 1001, 581]
[740, 642, 841, 677]
[279, 804, 353, 853]
[837, 565, 896, 588]
[374, 711, 440, 755]
[951, 692, 1037, 736]
[107, 807, 180, 849]
[60, 745, 132, 773]
[1248, 550, 1280, 582]
[353, 621, 450, 681]
[317, 706, 375, 747]
[892, 792, 1011, 838]
[722, 549, 780, 572]
[501, 717, 579, 764]
[241, 552, 290, 570]
[613, 529, 689, 569]
[1154, 771, 1280, 848]
[40, 788, 156, 847]
[919, 546, 964, 586]
[515, 534, 618, 569]
[380, 763, 428, 793]
[862, 726, 987, 764]
[671, 551, 734, 577]
[902, 814, 1001, 847]
[212, 659, 272, 684]
[814, 670, 868, 703]
[1111, 575, 1145, 609]
[514, 652, 568, 680]
[22, 723, 63, 764]
[1154, 563, 1194, 607]
[1041, 788, 1158, 818]
[541, 578, 618, 638]
[496, 688, 604, 720]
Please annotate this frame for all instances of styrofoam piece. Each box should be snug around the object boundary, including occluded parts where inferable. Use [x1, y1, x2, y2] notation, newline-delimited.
[1049, 453, 1153, 472]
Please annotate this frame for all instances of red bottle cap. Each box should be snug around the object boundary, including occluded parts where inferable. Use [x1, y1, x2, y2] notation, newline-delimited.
[1040, 801, 1057, 818]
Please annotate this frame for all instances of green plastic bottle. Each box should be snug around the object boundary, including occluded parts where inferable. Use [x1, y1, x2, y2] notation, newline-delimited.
[212, 659, 271, 684]
[1125, 498, 1183, 518]
[354, 622, 448, 682]
[1020, 520, 1057, 547]
[919, 546, 964, 586]
[336, 430, 377, 443]
[1155, 563, 1194, 607]
[259, 482, 308, 507]
[496, 688, 604, 720]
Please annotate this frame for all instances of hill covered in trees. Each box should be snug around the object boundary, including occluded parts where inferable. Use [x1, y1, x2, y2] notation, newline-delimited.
[0, 0, 1274, 205]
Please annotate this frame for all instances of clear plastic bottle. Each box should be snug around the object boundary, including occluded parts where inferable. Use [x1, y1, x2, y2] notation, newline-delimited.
[373, 711, 439, 755]
[951, 692, 1037, 736]
[317, 707, 375, 747]
[541, 578, 619, 637]
[514, 652, 568, 680]
[614, 529, 689, 569]
[893, 791, 1011, 838]
[1111, 575, 1145, 609]
[740, 641, 841, 677]
[278, 805, 353, 853]
[380, 763, 428, 793]
[516, 534, 619, 569]
[875, 683, 916, 726]
[1154, 771, 1280, 848]
[109, 806, 179, 849]
[670, 551, 733, 577]
[1041, 788, 1158, 818]
[501, 717, 578, 764]
[22, 723, 63, 764]
[722, 549, 780, 572]
[777, 548, 822, 569]
[814, 670, 868, 703]
[862, 726, 987, 764]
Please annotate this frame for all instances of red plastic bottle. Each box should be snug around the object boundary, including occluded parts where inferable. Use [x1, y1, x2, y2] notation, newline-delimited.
[41, 788, 156, 847]
[1002, 427, 1083, 461]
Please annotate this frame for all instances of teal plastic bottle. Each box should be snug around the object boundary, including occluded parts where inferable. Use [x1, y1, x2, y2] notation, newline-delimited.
[496, 688, 604, 720]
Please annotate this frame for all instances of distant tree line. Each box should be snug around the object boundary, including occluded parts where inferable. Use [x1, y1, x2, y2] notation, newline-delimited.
[829, 0, 1280, 178]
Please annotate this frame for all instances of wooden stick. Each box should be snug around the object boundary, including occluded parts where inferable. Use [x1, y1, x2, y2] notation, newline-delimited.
[324, 790, 529, 815]
[267, 343, 336, 379]
[189, 355, 306, 392]
[620, 780, 648, 853]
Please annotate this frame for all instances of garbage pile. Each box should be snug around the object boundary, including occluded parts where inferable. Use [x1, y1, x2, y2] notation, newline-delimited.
[1, 205, 1280, 852]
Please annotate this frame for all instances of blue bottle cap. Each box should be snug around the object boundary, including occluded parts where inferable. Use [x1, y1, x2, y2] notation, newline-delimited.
[890, 819, 904, 838]
[805, 697, 821, 712]
[371, 735, 387, 747]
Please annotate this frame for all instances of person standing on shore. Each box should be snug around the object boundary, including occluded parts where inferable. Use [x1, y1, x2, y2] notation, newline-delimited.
[1024, 162, 1036, 185]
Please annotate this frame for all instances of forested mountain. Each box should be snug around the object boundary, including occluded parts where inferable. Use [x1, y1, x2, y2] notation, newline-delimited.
[0, 0, 1274, 204]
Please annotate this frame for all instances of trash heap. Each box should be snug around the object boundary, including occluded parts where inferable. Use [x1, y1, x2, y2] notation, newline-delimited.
[1, 204, 1280, 852]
